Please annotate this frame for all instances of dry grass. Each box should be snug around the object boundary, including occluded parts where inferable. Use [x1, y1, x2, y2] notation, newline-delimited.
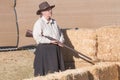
[0, 50, 34, 80]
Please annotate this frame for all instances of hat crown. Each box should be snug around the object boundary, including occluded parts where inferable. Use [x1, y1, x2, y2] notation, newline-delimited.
[39, 1, 51, 10]
[36, 1, 55, 15]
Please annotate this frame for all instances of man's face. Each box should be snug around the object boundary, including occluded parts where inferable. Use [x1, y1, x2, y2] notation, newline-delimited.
[42, 8, 52, 18]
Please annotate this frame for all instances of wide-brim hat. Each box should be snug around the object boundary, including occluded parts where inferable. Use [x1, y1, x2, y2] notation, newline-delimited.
[36, 1, 55, 15]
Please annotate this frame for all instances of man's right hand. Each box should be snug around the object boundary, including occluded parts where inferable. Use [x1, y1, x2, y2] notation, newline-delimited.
[51, 40, 64, 47]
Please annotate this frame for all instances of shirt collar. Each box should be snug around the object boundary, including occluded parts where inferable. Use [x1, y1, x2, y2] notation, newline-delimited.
[41, 16, 53, 24]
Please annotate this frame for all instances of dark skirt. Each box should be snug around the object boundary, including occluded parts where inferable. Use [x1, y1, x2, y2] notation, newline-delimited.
[33, 43, 65, 76]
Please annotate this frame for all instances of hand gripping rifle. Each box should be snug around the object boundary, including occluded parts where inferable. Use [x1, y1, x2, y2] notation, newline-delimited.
[44, 36, 95, 65]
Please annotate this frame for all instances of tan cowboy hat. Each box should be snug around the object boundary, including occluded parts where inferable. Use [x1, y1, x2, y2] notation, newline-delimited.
[36, 1, 55, 15]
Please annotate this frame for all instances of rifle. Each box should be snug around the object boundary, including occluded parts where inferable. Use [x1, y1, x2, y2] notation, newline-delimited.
[44, 36, 95, 65]
[25, 30, 95, 65]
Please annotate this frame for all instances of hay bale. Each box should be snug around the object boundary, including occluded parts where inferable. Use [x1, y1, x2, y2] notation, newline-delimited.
[96, 26, 120, 61]
[57, 69, 88, 80]
[72, 69, 89, 80]
[62, 29, 97, 68]
[23, 68, 89, 80]
[23, 62, 120, 80]
[114, 62, 120, 79]
[48, 69, 89, 80]
[89, 62, 119, 80]
[98, 63, 119, 80]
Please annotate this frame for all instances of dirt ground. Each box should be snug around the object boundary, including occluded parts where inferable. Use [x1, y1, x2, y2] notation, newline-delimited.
[0, 50, 35, 80]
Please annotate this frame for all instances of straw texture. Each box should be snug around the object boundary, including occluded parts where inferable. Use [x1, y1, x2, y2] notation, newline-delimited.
[96, 26, 120, 61]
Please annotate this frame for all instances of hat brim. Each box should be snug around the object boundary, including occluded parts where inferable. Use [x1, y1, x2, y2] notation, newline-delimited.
[36, 5, 55, 15]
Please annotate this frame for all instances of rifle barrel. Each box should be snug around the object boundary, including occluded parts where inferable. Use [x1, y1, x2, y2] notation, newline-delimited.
[64, 44, 95, 65]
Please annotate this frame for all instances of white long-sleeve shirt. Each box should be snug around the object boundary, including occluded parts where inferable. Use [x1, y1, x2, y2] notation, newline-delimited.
[33, 16, 64, 44]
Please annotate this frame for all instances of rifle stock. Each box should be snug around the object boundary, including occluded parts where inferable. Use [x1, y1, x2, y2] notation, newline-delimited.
[25, 30, 33, 37]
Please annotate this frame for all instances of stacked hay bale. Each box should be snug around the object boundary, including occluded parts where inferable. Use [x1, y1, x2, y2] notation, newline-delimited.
[23, 68, 90, 80]
[62, 28, 97, 69]
[23, 62, 120, 80]
[96, 26, 120, 61]
[88, 62, 119, 80]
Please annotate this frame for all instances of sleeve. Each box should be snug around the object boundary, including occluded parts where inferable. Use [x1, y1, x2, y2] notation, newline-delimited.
[33, 21, 51, 44]
[58, 26, 65, 43]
